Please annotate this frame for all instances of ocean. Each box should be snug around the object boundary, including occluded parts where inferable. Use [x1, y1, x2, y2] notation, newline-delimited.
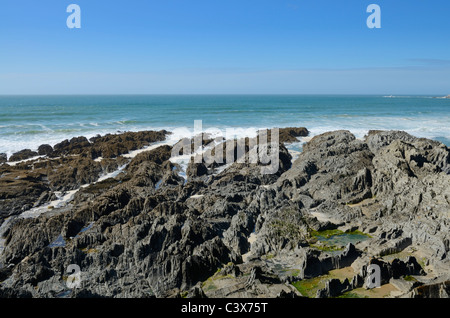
[0, 95, 449, 158]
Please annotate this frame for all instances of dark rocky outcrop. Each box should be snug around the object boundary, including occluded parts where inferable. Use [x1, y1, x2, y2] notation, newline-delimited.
[316, 278, 351, 298]
[277, 127, 309, 143]
[31, 130, 169, 159]
[0, 165, 50, 221]
[9, 149, 38, 162]
[0, 129, 449, 298]
[359, 257, 425, 286]
[0, 130, 169, 223]
[53, 137, 91, 156]
[409, 280, 450, 298]
[277, 130, 375, 208]
[38, 144, 54, 156]
[172, 133, 216, 157]
[300, 244, 360, 279]
[88, 130, 168, 159]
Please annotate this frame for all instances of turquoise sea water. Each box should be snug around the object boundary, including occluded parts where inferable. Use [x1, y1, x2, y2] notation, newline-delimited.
[0, 95, 449, 157]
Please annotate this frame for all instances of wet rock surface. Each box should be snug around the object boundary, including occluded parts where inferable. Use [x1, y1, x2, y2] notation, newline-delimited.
[0, 128, 449, 298]
[9, 149, 39, 162]
[0, 154, 8, 165]
[0, 130, 169, 222]
[277, 127, 309, 143]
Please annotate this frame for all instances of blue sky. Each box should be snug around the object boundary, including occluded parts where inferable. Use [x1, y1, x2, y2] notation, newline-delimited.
[0, 0, 449, 94]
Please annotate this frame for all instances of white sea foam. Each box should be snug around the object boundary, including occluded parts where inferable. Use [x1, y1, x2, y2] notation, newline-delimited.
[10, 115, 450, 221]
[97, 163, 128, 182]
[122, 141, 172, 159]
[19, 189, 80, 219]
[6, 155, 45, 166]
[18, 161, 133, 219]
[2, 113, 449, 160]
[15, 141, 167, 219]
[0, 129, 115, 160]
[304, 115, 450, 143]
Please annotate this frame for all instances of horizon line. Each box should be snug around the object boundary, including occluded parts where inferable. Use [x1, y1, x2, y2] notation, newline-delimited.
[0, 93, 448, 97]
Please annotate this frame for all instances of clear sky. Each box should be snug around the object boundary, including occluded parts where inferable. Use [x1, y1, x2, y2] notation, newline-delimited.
[0, 0, 449, 94]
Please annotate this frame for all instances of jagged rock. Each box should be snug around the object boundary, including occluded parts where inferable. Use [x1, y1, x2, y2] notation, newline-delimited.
[350, 274, 365, 289]
[300, 249, 325, 279]
[300, 243, 361, 278]
[53, 136, 91, 156]
[316, 278, 351, 298]
[277, 130, 375, 209]
[360, 257, 425, 286]
[0, 287, 33, 298]
[304, 216, 337, 232]
[188, 133, 292, 177]
[1, 129, 449, 299]
[376, 237, 412, 257]
[51, 130, 168, 159]
[0, 153, 7, 164]
[365, 130, 417, 154]
[247, 266, 281, 285]
[329, 243, 361, 269]
[389, 277, 422, 293]
[187, 282, 207, 298]
[223, 211, 256, 256]
[172, 133, 216, 156]
[279, 127, 309, 143]
[128, 145, 172, 168]
[409, 280, 450, 298]
[0, 166, 50, 222]
[263, 127, 309, 144]
[251, 207, 310, 256]
[47, 157, 103, 191]
[186, 162, 208, 178]
[89, 130, 168, 159]
[221, 263, 241, 277]
[0, 267, 12, 281]
[277, 289, 304, 298]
